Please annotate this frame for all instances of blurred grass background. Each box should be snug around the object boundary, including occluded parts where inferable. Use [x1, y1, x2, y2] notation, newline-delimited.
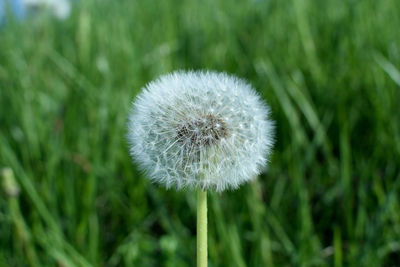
[1, 0, 400, 266]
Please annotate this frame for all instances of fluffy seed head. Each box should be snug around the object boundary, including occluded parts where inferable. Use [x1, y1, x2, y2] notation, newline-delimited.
[128, 70, 274, 192]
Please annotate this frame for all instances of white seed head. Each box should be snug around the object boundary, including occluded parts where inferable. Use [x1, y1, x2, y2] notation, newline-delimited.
[128, 70, 274, 192]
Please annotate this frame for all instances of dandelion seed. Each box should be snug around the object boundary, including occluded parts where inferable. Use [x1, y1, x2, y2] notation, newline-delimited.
[128, 70, 274, 192]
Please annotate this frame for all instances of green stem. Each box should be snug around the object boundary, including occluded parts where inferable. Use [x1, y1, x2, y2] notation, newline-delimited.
[197, 188, 207, 267]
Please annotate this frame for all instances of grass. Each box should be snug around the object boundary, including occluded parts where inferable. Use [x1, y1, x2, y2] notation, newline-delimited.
[0, 0, 400, 266]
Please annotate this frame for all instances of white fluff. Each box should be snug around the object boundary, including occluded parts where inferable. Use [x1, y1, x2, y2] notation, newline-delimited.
[128, 70, 274, 192]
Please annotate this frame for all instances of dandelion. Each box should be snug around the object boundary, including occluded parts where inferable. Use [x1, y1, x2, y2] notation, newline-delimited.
[128, 70, 274, 191]
[127, 70, 274, 266]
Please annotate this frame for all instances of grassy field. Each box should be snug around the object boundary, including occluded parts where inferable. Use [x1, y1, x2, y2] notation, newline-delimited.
[1, 0, 400, 266]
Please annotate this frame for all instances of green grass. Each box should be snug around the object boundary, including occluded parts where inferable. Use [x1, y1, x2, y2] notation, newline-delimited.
[1, 0, 400, 266]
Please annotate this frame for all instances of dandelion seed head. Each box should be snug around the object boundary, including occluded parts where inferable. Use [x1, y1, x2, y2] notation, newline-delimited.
[128, 70, 274, 191]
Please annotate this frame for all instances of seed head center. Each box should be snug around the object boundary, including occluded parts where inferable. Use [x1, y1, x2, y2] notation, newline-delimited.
[176, 114, 228, 147]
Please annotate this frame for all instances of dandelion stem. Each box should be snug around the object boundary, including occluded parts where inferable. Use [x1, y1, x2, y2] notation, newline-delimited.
[197, 187, 207, 267]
